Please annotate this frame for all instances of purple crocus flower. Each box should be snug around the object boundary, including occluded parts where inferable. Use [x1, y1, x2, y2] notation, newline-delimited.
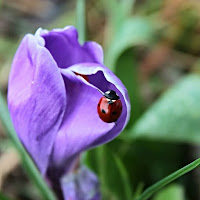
[61, 166, 101, 200]
[7, 26, 130, 199]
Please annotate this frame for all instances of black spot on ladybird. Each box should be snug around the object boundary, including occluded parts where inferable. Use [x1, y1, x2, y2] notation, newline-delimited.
[112, 111, 117, 115]
[102, 109, 106, 113]
[98, 104, 100, 107]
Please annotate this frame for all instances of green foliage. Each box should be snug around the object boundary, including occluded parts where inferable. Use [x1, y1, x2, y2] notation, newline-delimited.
[102, 0, 135, 32]
[0, 38, 18, 60]
[131, 75, 200, 144]
[0, 192, 12, 200]
[105, 17, 154, 71]
[153, 184, 185, 200]
[137, 158, 200, 200]
[2, 0, 200, 199]
[115, 49, 141, 127]
[85, 146, 132, 200]
[76, 0, 86, 44]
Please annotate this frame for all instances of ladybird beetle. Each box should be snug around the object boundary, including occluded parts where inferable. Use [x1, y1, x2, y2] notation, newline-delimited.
[97, 90, 122, 123]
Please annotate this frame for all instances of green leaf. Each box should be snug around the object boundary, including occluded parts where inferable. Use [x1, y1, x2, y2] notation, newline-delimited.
[105, 17, 154, 71]
[122, 0, 136, 17]
[103, 0, 125, 30]
[0, 92, 56, 200]
[102, 0, 135, 32]
[76, 0, 86, 44]
[132, 183, 144, 200]
[137, 158, 200, 200]
[85, 146, 132, 200]
[153, 184, 185, 200]
[131, 74, 200, 144]
[115, 49, 141, 127]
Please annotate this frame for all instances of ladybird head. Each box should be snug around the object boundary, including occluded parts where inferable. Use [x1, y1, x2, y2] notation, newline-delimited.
[104, 90, 119, 100]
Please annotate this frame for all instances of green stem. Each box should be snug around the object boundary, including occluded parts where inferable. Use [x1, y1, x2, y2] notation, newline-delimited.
[76, 0, 86, 44]
[0, 92, 56, 200]
[137, 158, 200, 200]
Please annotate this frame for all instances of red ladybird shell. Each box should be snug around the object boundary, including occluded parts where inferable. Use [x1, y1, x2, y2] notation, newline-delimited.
[97, 97, 122, 123]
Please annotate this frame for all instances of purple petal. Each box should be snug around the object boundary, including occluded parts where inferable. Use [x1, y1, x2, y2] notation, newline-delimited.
[61, 166, 101, 200]
[41, 26, 103, 69]
[67, 62, 131, 136]
[50, 63, 130, 172]
[8, 26, 130, 179]
[50, 70, 114, 169]
[7, 34, 66, 175]
[83, 41, 104, 64]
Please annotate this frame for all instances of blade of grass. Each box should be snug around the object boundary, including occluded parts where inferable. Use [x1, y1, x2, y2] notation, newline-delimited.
[0, 92, 56, 200]
[137, 158, 200, 200]
[114, 155, 132, 200]
[76, 0, 86, 44]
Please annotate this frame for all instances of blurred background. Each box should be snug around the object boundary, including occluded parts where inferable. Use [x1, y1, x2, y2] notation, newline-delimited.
[1, 0, 200, 199]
